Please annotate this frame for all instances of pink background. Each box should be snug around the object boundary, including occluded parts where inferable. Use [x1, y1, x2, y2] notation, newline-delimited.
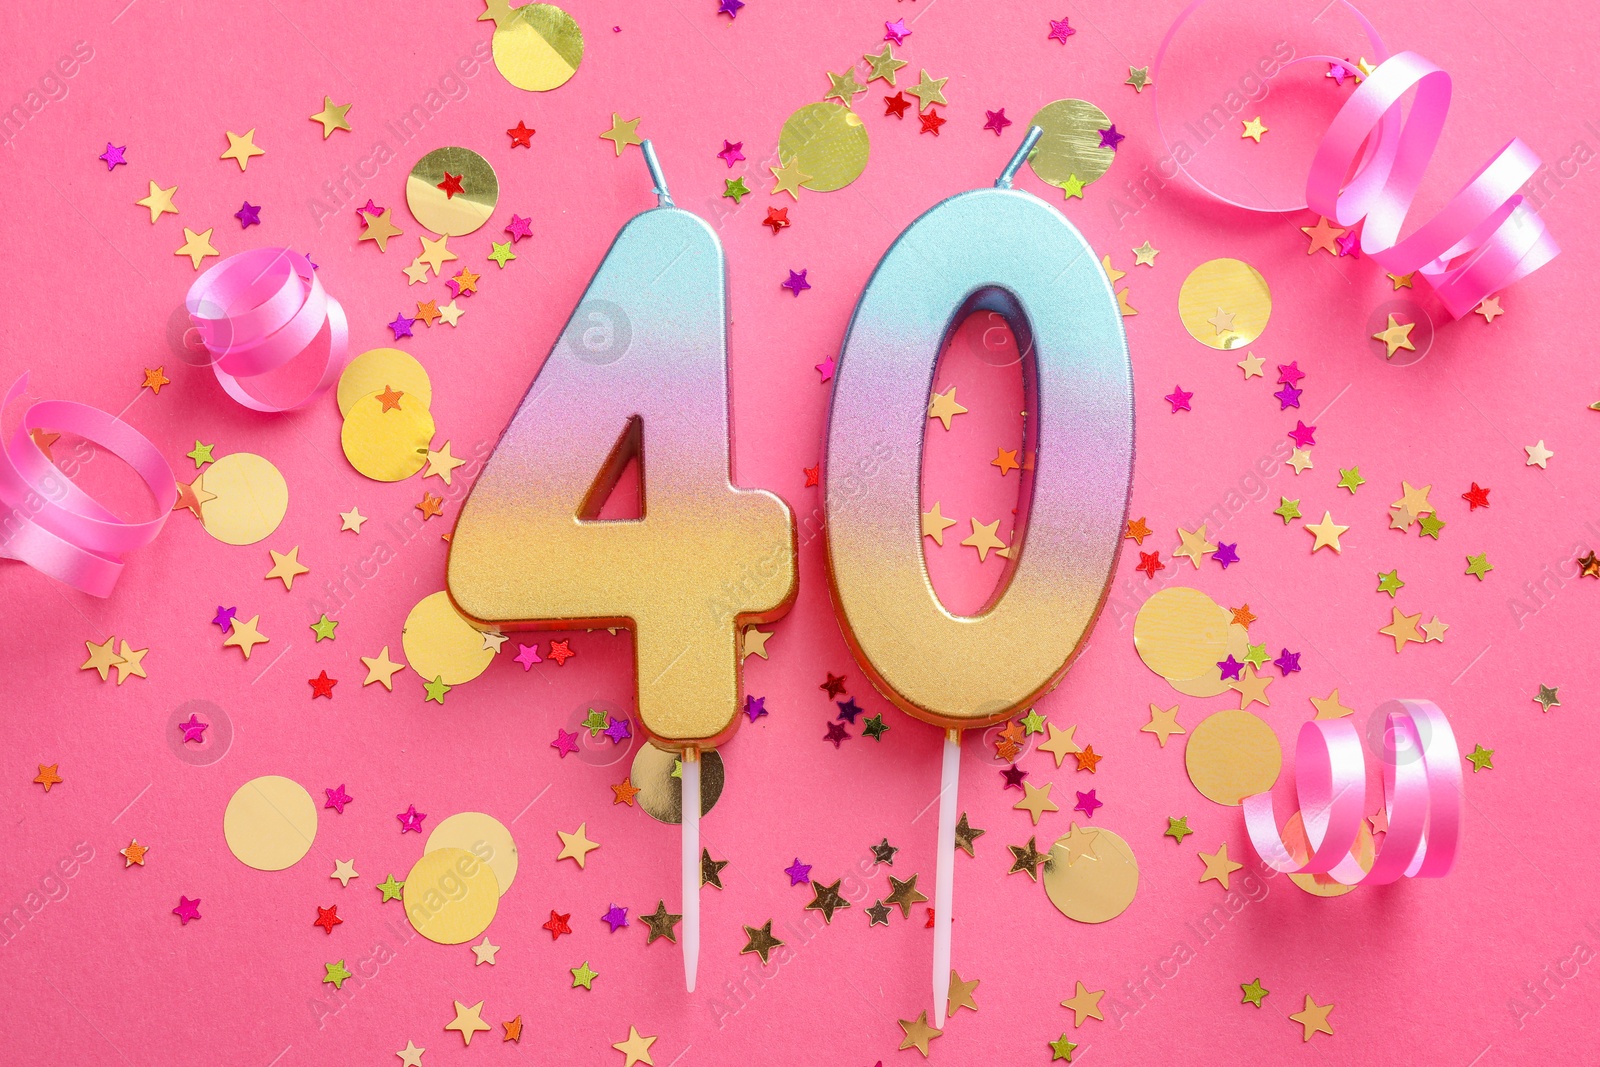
[3, 0, 1597, 1063]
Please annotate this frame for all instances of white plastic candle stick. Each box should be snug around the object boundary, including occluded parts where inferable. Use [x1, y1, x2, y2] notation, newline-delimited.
[682, 749, 701, 993]
[932, 730, 960, 1027]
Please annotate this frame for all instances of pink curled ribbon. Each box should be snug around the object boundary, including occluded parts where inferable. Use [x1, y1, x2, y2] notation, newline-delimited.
[1243, 699, 1461, 885]
[186, 247, 348, 412]
[0, 375, 176, 597]
[1154, 1, 1557, 319]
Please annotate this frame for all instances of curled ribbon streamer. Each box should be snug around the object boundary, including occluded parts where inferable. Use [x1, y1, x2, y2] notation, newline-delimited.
[1243, 699, 1462, 885]
[1153, 1, 1557, 319]
[186, 248, 348, 412]
[0, 375, 177, 597]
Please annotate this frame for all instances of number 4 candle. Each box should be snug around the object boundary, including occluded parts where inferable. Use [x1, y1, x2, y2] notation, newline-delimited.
[824, 127, 1134, 1026]
[447, 142, 798, 992]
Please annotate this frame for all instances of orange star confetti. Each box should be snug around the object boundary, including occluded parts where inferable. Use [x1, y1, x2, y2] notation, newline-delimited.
[142, 366, 171, 394]
[416, 493, 444, 520]
[1072, 745, 1102, 773]
[376, 385, 404, 412]
[611, 778, 641, 806]
[120, 840, 149, 866]
[1124, 517, 1151, 544]
[33, 764, 63, 792]
[1230, 604, 1256, 628]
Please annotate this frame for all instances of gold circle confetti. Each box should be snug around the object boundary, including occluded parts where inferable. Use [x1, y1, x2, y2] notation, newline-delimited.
[223, 775, 317, 871]
[197, 452, 289, 546]
[337, 347, 432, 417]
[1283, 811, 1375, 897]
[1042, 825, 1139, 923]
[1133, 587, 1232, 683]
[1169, 622, 1250, 699]
[425, 812, 519, 896]
[402, 592, 496, 685]
[1177, 258, 1272, 350]
[777, 102, 870, 192]
[402, 846, 500, 944]
[1025, 99, 1117, 188]
[405, 146, 499, 237]
[631, 744, 725, 825]
[492, 3, 584, 92]
[340, 388, 436, 482]
[1185, 709, 1282, 806]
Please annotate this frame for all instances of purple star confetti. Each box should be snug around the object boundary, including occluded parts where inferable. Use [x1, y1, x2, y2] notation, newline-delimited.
[835, 697, 863, 723]
[744, 694, 768, 723]
[782, 269, 811, 296]
[551, 727, 579, 757]
[1218, 654, 1244, 681]
[234, 201, 261, 228]
[602, 715, 632, 744]
[212, 606, 238, 631]
[1274, 648, 1302, 676]
[1001, 764, 1028, 790]
[1213, 542, 1240, 569]
[717, 0, 744, 18]
[601, 904, 629, 932]
[823, 720, 851, 747]
[784, 858, 812, 885]
[884, 18, 911, 45]
[1274, 383, 1302, 409]
[387, 313, 415, 340]
[98, 142, 127, 170]
[1098, 125, 1125, 150]
[983, 109, 1013, 136]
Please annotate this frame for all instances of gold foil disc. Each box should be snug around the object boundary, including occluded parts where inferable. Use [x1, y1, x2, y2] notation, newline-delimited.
[632, 744, 725, 824]
[340, 388, 435, 482]
[1133, 587, 1231, 682]
[1026, 99, 1117, 188]
[402, 592, 496, 685]
[1184, 709, 1282, 805]
[425, 812, 518, 896]
[1283, 811, 1375, 897]
[223, 775, 317, 871]
[337, 348, 432, 417]
[403, 846, 500, 944]
[1169, 622, 1250, 698]
[1042, 825, 1139, 923]
[493, 3, 584, 92]
[778, 102, 869, 192]
[1178, 258, 1272, 350]
[405, 146, 499, 237]
[197, 452, 289, 546]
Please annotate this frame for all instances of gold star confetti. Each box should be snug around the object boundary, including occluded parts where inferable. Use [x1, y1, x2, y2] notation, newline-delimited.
[1525, 439, 1554, 468]
[612, 1026, 657, 1066]
[743, 627, 773, 660]
[403, 259, 431, 284]
[1289, 995, 1335, 1041]
[397, 1042, 425, 1067]
[948, 970, 980, 1013]
[926, 388, 969, 432]
[220, 128, 265, 171]
[416, 233, 457, 274]
[1421, 615, 1449, 642]
[1310, 689, 1355, 719]
[80, 637, 124, 681]
[425, 441, 466, 484]
[1240, 115, 1269, 141]
[1132, 240, 1160, 266]
[556, 822, 600, 867]
[1301, 216, 1343, 254]
[1372, 314, 1416, 358]
[175, 227, 219, 269]
[1060, 981, 1105, 1025]
[113, 640, 148, 684]
[769, 157, 811, 200]
[1533, 683, 1561, 712]
[1230, 666, 1272, 709]
[135, 180, 178, 223]
[1305, 511, 1348, 553]
[265, 546, 310, 590]
[1378, 607, 1424, 652]
[340, 507, 366, 533]
[1388, 271, 1415, 288]
[1288, 447, 1313, 474]
[1392, 481, 1434, 517]
[1014, 781, 1059, 824]
[824, 67, 867, 105]
[740, 920, 784, 964]
[1237, 352, 1265, 378]
[471, 936, 500, 965]
[445, 1000, 492, 1046]
[904, 69, 949, 111]
[1125, 65, 1152, 91]
[358, 208, 403, 252]
[1198, 842, 1243, 889]
[1475, 295, 1504, 322]
[361, 647, 405, 689]
[961, 518, 1006, 562]
[309, 96, 352, 138]
[331, 858, 358, 886]
[922, 501, 958, 545]
[1037, 723, 1081, 767]
[223, 615, 270, 659]
[897, 1011, 943, 1056]
[864, 44, 907, 85]
[600, 114, 644, 156]
[1141, 703, 1185, 747]
[1173, 524, 1217, 568]
[437, 300, 464, 326]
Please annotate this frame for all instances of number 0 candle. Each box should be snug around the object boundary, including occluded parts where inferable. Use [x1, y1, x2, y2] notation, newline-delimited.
[824, 126, 1134, 1025]
[447, 143, 798, 992]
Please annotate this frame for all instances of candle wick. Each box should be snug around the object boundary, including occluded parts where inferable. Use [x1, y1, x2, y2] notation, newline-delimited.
[641, 140, 674, 207]
[995, 126, 1044, 189]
